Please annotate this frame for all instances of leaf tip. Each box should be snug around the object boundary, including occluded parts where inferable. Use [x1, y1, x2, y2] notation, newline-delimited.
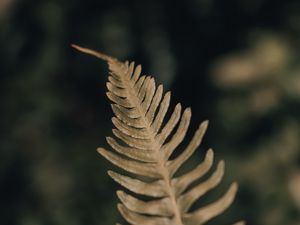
[202, 119, 209, 127]
[207, 148, 214, 157]
[116, 190, 125, 199]
[96, 147, 107, 156]
[71, 44, 115, 62]
[107, 170, 115, 177]
[230, 182, 239, 194]
[218, 160, 225, 170]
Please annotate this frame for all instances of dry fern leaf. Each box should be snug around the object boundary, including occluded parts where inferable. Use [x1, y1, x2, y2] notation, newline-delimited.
[72, 44, 245, 225]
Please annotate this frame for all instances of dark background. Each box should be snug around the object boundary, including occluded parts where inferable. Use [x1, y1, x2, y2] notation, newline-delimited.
[1, 0, 300, 225]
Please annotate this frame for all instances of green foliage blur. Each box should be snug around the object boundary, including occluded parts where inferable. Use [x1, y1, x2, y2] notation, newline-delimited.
[1, 0, 300, 225]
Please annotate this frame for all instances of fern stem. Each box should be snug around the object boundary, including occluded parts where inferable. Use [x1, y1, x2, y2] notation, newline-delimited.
[120, 68, 184, 225]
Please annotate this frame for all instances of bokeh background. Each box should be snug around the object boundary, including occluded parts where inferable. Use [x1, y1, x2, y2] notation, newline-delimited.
[1, 0, 300, 225]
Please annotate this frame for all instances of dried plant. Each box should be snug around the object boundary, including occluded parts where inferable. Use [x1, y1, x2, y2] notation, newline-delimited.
[72, 44, 245, 225]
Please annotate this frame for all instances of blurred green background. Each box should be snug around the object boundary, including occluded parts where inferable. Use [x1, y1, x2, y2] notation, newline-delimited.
[1, 0, 300, 225]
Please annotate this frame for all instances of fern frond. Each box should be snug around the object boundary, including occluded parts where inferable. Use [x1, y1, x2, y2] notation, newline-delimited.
[73, 44, 245, 225]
